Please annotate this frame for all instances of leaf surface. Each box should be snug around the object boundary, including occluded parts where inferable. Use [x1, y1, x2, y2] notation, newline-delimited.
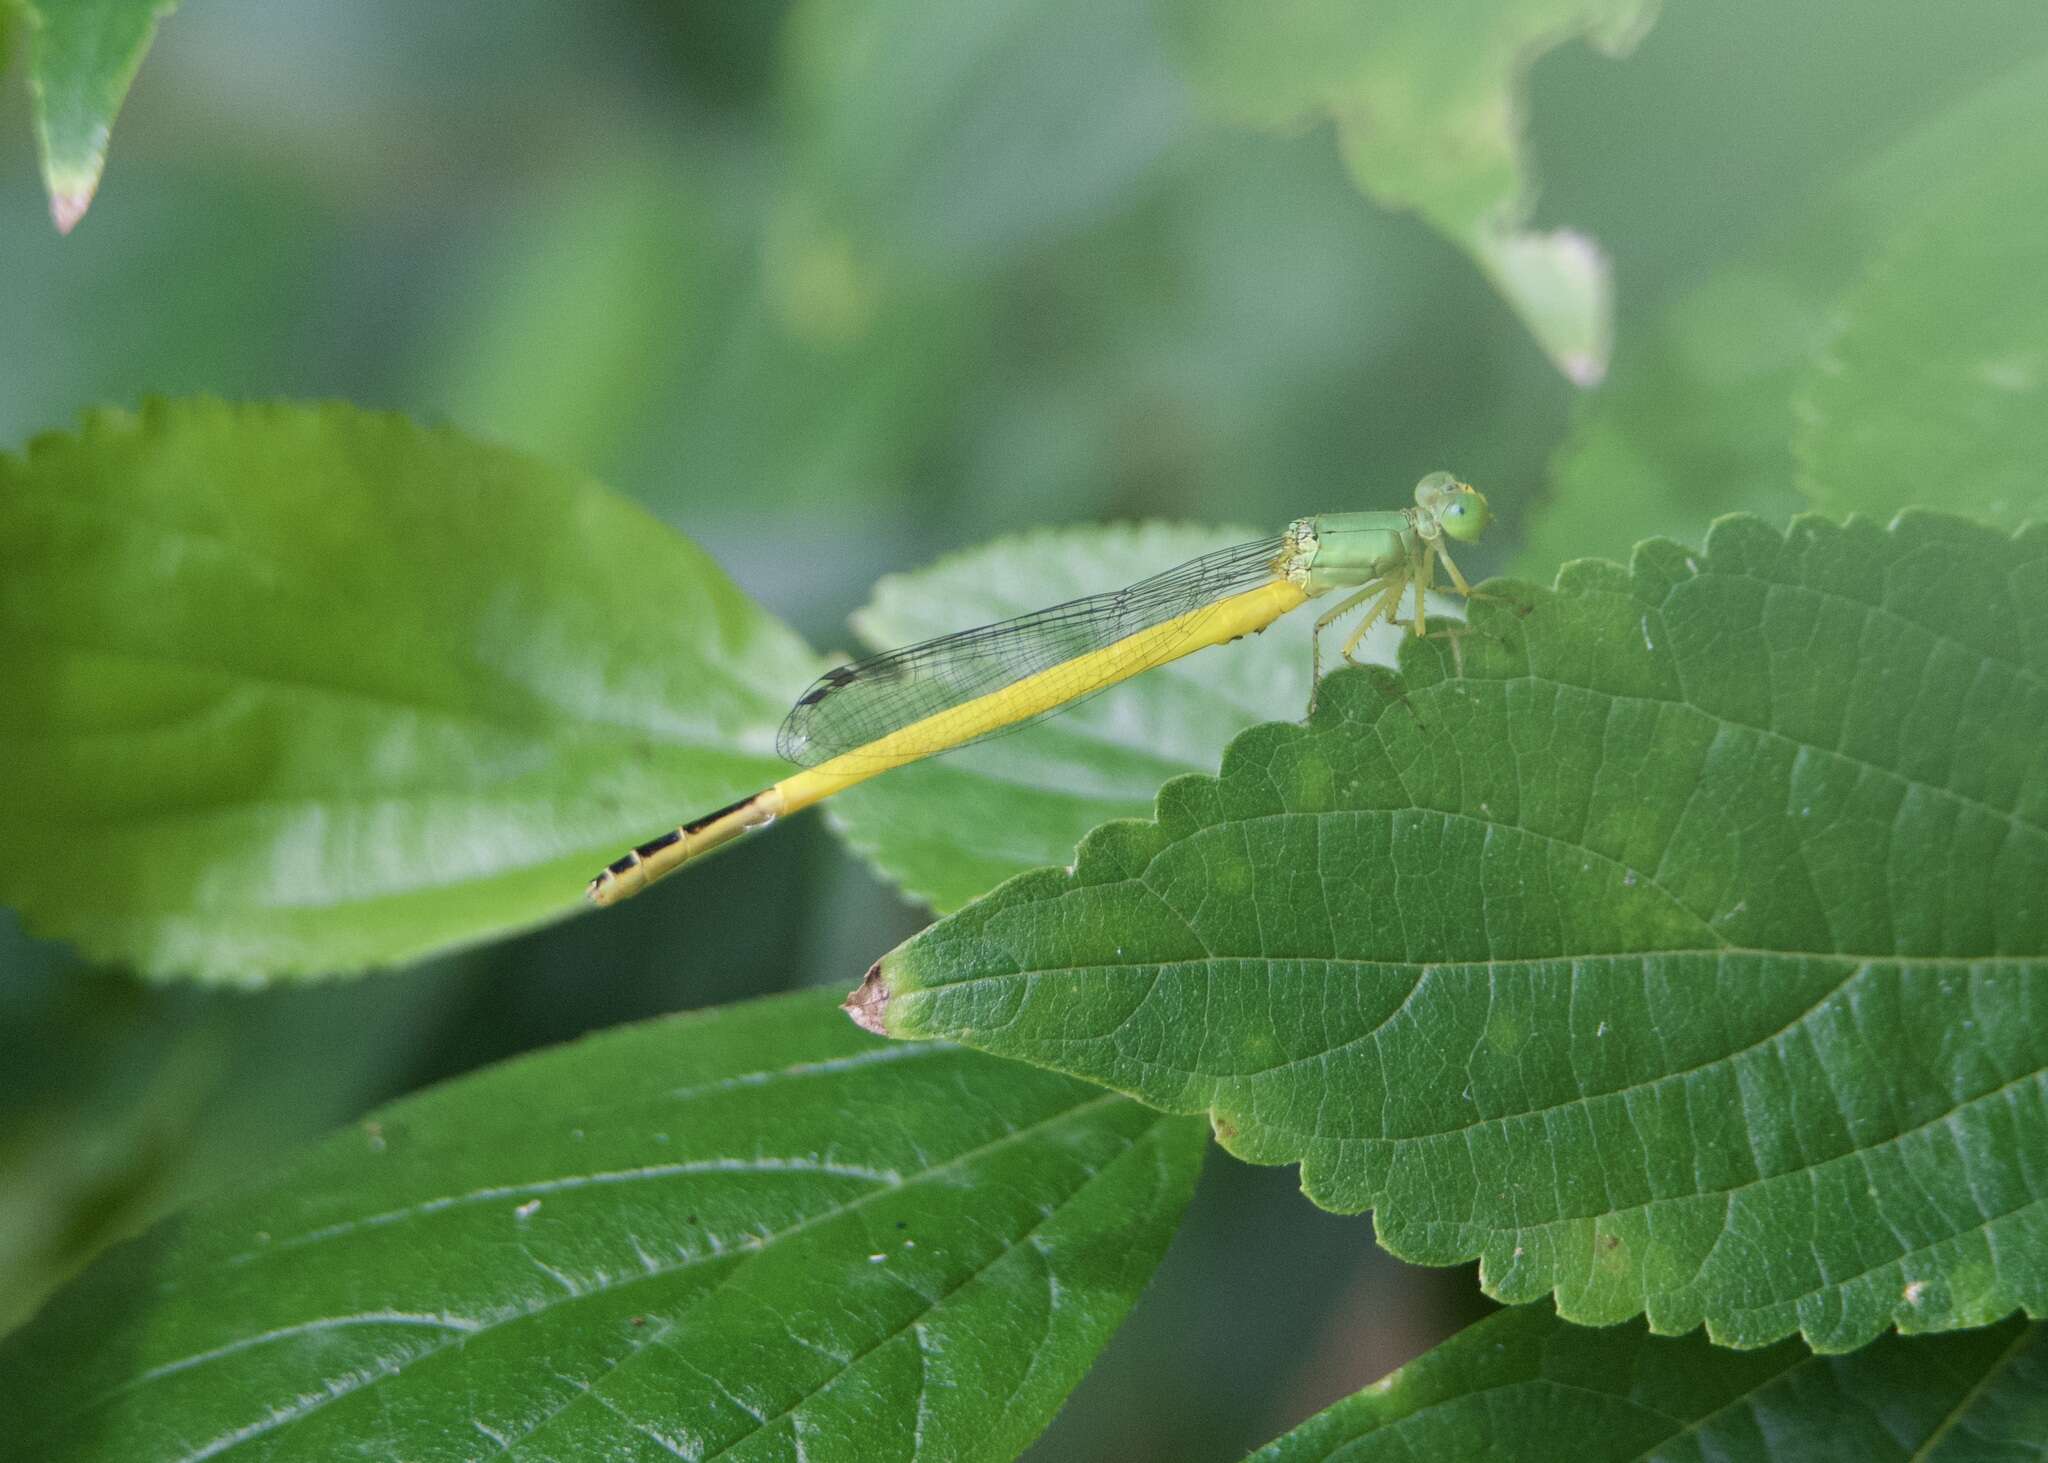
[0, 399, 821, 980]
[1251, 1304, 2047, 1461]
[1795, 154, 2048, 532]
[1, 989, 1206, 1461]
[865, 512, 2048, 1350]
[0, 911, 468, 1334]
[1523, 48, 2048, 578]
[1165, 0, 1657, 384]
[783, 0, 1192, 272]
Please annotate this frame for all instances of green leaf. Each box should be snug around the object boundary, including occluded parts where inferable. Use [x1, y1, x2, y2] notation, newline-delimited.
[413, 146, 986, 521]
[16, 0, 181, 233]
[1794, 159, 2048, 533]
[782, 0, 1192, 272]
[0, 914, 469, 1334]
[411, 157, 727, 491]
[1518, 264, 1813, 579]
[1, 988, 1207, 1461]
[0, 398, 821, 982]
[1164, 0, 1658, 384]
[823, 522, 1446, 914]
[861, 511, 2048, 1350]
[1523, 48, 2048, 579]
[1251, 1303, 2047, 1461]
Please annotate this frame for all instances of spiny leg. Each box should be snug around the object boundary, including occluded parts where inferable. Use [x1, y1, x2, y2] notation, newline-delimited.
[1338, 576, 1408, 663]
[1411, 537, 1492, 676]
[1310, 580, 1386, 711]
[1339, 575, 1424, 723]
[1313, 565, 1436, 714]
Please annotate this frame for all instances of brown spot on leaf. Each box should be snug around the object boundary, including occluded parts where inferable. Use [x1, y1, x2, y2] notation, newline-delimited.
[843, 962, 891, 1035]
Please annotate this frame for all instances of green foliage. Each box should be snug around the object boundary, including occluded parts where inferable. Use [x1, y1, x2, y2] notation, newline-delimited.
[0, 399, 822, 982]
[13, 0, 179, 231]
[0, 925, 469, 1335]
[7, 5, 2048, 1458]
[1516, 252, 1814, 581]
[866, 511, 2048, 1351]
[1167, 0, 1658, 384]
[782, 0, 1192, 272]
[1523, 46, 2048, 578]
[413, 150, 980, 518]
[1252, 1304, 2048, 1461]
[0, 989, 1206, 1460]
[1795, 159, 2048, 531]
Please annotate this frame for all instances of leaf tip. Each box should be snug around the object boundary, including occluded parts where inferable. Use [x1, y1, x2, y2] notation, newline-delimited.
[1559, 349, 1608, 389]
[1475, 224, 1614, 387]
[843, 962, 891, 1036]
[48, 184, 95, 235]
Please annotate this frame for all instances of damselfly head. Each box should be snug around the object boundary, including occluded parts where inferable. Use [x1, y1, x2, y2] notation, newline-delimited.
[1414, 471, 1489, 545]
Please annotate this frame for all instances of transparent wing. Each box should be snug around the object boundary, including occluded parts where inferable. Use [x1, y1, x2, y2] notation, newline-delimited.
[778, 535, 1291, 766]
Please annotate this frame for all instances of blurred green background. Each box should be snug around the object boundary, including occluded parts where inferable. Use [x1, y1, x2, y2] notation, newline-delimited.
[5, 0, 2047, 1455]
